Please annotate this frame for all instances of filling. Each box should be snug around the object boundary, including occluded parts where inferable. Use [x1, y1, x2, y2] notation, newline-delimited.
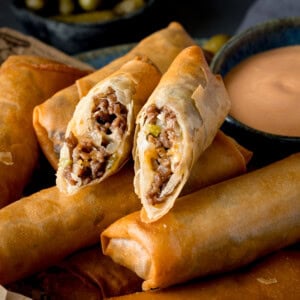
[63, 87, 128, 186]
[144, 104, 181, 205]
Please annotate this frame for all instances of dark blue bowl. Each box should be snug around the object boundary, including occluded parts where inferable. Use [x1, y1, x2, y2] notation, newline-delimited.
[10, 0, 157, 55]
[211, 17, 300, 168]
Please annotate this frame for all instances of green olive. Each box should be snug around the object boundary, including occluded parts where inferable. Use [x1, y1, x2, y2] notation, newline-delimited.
[25, 0, 46, 11]
[59, 0, 75, 15]
[114, 0, 145, 15]
[78, 0, 101, 11]
[52, 10, 115, 23]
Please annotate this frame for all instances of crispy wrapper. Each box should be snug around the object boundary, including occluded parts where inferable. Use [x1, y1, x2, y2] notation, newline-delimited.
[76, 21, 196, 96]
[101, 154, 300, 290]
[107, 246, 300, 300]
[56, 56, 161, 194]
[0, 131, 250, 285]
[133, 45, 231, 222]
[37, 246, 142, 299]
[0, 55, 88, 208]
[32, 22, 196, 170]
[181, 130, 252, 196]
[0, 164, 140, 285]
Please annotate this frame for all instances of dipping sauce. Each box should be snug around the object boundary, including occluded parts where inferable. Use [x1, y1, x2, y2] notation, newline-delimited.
[224, 45, 300, 136]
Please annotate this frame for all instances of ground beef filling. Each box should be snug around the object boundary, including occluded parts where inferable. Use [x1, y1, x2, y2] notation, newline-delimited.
[63, 87, 127, 186]
[145, 104, 178, 205]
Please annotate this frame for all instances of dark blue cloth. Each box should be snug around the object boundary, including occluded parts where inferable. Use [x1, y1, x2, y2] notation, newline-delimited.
[237, 0, 300, 33]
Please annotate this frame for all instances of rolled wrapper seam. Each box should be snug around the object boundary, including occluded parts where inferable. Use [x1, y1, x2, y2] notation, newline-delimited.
[101, 153, 300, 290]
[106, 246, 300, 300]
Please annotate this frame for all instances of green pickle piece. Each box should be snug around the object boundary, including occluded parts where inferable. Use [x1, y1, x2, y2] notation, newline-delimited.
[146, 124, 161, 137]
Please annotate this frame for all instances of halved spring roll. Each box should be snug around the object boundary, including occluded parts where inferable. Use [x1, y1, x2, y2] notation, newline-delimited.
[33, 22, 196, 170]
[0, 132, 250, 285]
[101, 153, 300, 291]
[0, 55, 88, 208]
[134, 45, 231, 222]
[56, 56, 161, 194]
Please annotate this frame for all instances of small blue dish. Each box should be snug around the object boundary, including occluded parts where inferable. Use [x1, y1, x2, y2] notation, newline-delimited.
[10, 0, 158, 55]
[211, 17, 300, 167]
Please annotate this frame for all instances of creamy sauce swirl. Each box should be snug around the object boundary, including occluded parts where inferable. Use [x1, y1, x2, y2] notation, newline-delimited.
[224, 45, 300, 136]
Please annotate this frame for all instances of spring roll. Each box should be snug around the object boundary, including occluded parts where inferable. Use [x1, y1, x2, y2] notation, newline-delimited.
[0, 131, 250, 285]
[107, 246, 300, 300]
[0, 164, 140, 285]
[0, 55, 88, 208]
[133, 45, 231, 222]
[76, 21, 196, 96]
[181, 130, 252, 196]
[32, 22, 196, 170]
[36, 246, 142, 299]
[101, 153, 300, 291]
[56, 56, 161, 194]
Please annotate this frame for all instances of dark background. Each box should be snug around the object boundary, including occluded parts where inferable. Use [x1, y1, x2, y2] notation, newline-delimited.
[0, 0, 255, 53]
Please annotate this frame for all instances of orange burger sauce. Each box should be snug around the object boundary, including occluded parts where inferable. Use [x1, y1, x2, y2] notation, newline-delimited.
[224, 45, 300, 137]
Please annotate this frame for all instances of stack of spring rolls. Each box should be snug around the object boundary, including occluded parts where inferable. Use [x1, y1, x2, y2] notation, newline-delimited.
[0, 20, 299, 299]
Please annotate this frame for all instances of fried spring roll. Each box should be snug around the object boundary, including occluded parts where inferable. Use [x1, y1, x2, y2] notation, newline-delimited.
[37, 246, 142, 299]
[76, 21, 196, 96]
[0, 131, 250, 285]
[107, 246, 300, 300]
[181, 130, 252, 196]
[101, 153, 300, 291]
[0, 164, 140, 285]
[32, 22, 196, 170]
[133, 45, 231, 222]
[56, 56, 161, 194]
[0, 55, 88, 208]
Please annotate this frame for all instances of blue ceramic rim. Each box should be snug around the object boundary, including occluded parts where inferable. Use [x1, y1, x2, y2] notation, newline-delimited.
[11, 0, 156, 28]
[211, 16, 300, 142]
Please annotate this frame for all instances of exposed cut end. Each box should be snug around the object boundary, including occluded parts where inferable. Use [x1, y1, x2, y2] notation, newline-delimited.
[57, 81, 133, 194]
[138, 104, 183, 205]
[62, 86, 128, 188]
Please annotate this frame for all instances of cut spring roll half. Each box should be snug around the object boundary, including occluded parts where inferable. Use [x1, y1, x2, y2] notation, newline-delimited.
[33, 22, 195, 169]
[134, 45, 231, 222]
[56, 56, 161, 194]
